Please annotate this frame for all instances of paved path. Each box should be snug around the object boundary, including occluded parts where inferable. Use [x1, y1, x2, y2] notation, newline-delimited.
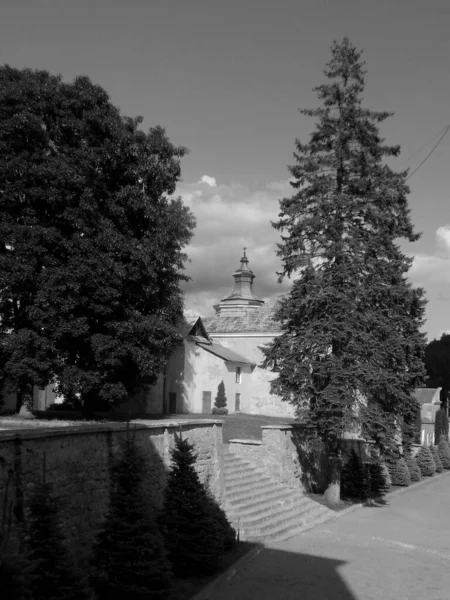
[208, 473, 450, 600]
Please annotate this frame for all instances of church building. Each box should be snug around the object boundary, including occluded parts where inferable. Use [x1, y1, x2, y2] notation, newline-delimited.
[142, 250, 294, 417]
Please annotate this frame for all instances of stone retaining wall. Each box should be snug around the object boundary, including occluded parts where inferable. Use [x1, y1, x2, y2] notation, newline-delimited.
[0, 419, 223, 565]
[229, 425, 372, 494]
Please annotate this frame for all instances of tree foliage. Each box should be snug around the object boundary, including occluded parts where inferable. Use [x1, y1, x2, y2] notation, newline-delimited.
[160, 435, 235, 577]
[405, 453, 421, 481]
[387, 457, 411, 487]
[212, 380, 228, 415]
[437, 435, 450, 469]
[27, 480, 90, 600]
[434, 408, 449, 443]
[0, 66, 195, 411]
[91, 435, 172, 599]
[424, 334, 450, 404]
[416, 446, 436, 477]
[262, 38, 426, 500]
[340, 450, 369, 500]
[430, 445, 443, 473]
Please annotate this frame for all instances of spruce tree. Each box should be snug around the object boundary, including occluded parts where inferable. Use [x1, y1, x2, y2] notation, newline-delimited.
[430, 445, 443, 473]
[91, 436, 172, 599]
[212, 381, 229, 415]
[160, 435, 235, 577]
[405, 454, 422, 481]
[263, 37, 426, 505]
[437, 435, 450, 469]
[434, 409, 449, 445]
[416, 446, 436, 477]
[27, 481, 91, 600]
[387, 457, 411, 487]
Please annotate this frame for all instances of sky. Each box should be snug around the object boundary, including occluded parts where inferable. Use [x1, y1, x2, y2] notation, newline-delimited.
[1, 0, 450, 341]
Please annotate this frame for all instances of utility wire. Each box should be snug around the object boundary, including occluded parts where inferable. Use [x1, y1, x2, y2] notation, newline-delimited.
[405, 124, 450, 181]
[401, 125, 449, 165]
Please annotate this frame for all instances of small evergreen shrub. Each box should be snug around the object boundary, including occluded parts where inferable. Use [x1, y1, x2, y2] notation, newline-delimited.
[387, 457, 411, 487]
[430, 445, 444, 473]
[340, 450, 369, 501]
[434, 409, 449, 443]
[416, 445, 436, 477]
[437, 435, 450, 469]
[368, 462, 391, 497]
[160, 435, 236, 577]
[27, 480, 91, 600]
[212, 381, 228, 415]
[405, 454, 422, 481]
[91, 436, 172, 600]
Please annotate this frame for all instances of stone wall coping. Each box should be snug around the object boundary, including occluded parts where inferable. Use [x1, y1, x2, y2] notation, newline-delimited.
[261, 424, 294, 431]
[0, 419, 223, 441]
[228, 438, 262, 446]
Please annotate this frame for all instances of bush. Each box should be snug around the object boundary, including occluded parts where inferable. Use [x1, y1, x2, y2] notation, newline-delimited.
[91, 436, 172, 599]
[434, 408, 449, 443]
[27, 480, 91, 600]
[340, 450, 369, 501]
[213, 381, 228, 414]
[160, 435, 236, 577]
[430, 445, 444, 473]
[368, 462, 391, 497]
[437, 435, 450, 469]
[387, 457, 411, 487]
[212, 406, 229, 415]
[405, 454, 422, 481]
[416, 445, 436, 477]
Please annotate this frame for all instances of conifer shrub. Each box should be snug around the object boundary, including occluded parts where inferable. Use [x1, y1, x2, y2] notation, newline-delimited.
[437, 435, 450, 469]
[430, 445, 444, 473]
[340, 450, 369, 500]
[27, 480, 91, 600]
[368, 462, 391, 497]
[416, 445, 436, 476]
[212, 380, 228, 415]
[160, 435, 236, 577]
[405, 454, 422, 481]
[387, 457, 411, 487]
[91, 436, 172, 600]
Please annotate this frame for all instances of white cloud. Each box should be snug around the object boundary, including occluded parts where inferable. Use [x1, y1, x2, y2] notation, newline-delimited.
[198, 175, 217, 187]
[176, 179, 292, 317]
[436, 225, 450, 253]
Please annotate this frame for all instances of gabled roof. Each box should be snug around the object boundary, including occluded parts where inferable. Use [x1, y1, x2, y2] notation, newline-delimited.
[204, 296, 284, 334]
[413, 388, 441, 406]
[196, 342, 255, 365]
[178, 317, 211, 341]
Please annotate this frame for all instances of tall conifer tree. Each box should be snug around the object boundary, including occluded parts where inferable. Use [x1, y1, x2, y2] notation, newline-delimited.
[263, 38, 426, 504]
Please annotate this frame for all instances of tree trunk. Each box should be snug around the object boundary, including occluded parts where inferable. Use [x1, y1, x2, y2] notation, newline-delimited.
[15, 389, 23, 414]
[323, 455, 341, 507]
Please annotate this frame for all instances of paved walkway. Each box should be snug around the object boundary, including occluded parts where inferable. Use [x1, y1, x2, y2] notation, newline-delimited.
[207, 473, 450, 600]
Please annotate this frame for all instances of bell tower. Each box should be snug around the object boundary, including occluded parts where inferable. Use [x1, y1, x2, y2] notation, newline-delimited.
[213, 249, 264, 316]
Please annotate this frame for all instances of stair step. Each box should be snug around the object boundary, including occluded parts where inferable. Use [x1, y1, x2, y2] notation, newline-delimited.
[266, 509, 335, 543]
[225, 476, 276, 494]
[224, 469, 269, 483]
[225, 480, 293, 502]
[235, 504, 327, 538]
[225, 487, 299, 510]
[227, 497, 320, 526]
[239, 506, 333, 542]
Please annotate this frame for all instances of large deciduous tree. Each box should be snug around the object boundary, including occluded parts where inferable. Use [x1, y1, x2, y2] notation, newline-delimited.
[263, 39, 426, 504]
[0, 66, 195, 412]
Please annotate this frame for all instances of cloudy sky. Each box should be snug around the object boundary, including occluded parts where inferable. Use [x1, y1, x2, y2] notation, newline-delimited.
[2, 0, 450, 340]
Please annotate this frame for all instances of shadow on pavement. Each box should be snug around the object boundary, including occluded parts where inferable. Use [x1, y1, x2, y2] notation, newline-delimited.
[210, 546, 357, 600]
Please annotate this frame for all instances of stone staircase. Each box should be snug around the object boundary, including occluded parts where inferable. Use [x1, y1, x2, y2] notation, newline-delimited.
[223, 447, 335, 543]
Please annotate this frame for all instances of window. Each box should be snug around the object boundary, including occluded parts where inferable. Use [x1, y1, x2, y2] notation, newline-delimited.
[235, 393, 241, 412]
[236, 367, 241, 384]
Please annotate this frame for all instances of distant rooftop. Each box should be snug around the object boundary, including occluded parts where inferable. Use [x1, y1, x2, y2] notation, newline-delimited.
[204, 296, 284, 334]
[413, 388, 441, 406]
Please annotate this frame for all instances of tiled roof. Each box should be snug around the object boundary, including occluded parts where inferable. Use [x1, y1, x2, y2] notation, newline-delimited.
[203, 296, 284, 334]
[196, 342, 255, 365]
[413, 388, 441, 405]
